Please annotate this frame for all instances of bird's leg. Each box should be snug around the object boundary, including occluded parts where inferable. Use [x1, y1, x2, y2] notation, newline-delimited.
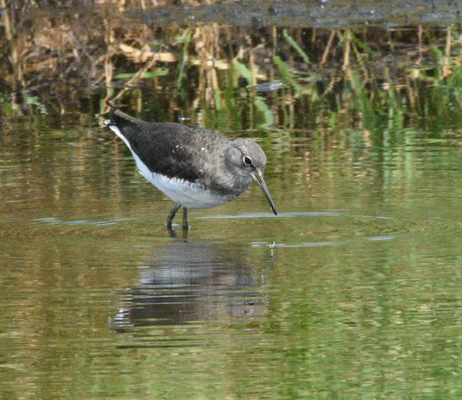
[167, 204, 182, 230]
[182, 207, 188, 233]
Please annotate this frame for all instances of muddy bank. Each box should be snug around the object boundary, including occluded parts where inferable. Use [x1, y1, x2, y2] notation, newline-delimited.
[128, 0, 462, 29]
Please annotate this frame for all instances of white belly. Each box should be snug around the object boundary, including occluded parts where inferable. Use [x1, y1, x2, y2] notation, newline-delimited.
[145, 172, 231, 209]
[109, 124, 231, 209]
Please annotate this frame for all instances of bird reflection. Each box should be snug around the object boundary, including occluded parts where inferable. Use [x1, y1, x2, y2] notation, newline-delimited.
[111, 240, 268, 346]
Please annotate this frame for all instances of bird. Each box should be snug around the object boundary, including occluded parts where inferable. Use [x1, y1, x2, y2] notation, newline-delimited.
[105, 104, 277, 231]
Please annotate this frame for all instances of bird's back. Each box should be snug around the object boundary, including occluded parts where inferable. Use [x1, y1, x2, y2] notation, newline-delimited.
[110, 109, 231, 184]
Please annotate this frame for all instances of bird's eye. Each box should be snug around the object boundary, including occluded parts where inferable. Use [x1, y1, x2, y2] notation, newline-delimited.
[243, 156, 253, 166]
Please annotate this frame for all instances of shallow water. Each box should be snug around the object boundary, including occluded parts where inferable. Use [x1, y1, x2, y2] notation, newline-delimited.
[3, 123, 462, 399]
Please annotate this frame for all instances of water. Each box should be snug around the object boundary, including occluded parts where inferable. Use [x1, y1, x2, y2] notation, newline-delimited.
[2, 124, 462, 399]
[3, 2, 462, 399]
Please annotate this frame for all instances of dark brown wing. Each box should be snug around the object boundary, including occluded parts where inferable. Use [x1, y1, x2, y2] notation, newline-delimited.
[111, 109, 230, 183]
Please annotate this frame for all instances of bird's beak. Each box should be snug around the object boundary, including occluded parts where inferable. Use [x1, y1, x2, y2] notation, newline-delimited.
[251, 169, 278, 215]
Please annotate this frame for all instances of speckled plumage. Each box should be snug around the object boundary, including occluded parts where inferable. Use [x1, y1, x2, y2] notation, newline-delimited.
[106, 106, 277, 229]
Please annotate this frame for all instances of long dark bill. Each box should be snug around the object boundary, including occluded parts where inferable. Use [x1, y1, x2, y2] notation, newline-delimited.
[252, 169, 278, 215]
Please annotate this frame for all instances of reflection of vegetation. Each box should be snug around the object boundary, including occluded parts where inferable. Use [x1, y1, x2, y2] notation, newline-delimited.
[1, 1, 462, 142]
